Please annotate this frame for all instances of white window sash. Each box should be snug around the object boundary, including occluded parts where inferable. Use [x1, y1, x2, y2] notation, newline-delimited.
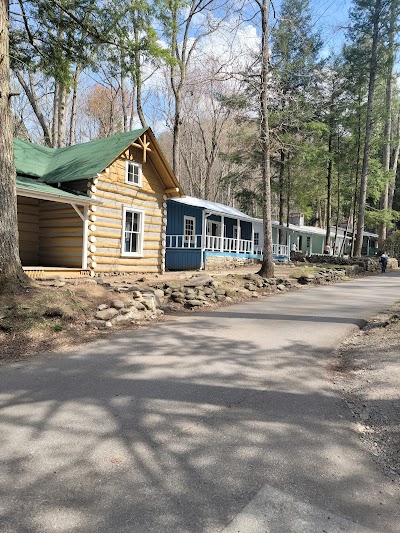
[125, 161, 142, 187]
[121, 206, 144, 257]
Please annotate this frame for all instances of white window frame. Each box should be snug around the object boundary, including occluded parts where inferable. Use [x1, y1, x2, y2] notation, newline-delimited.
[184, 216, 196, 245]
[254, 232, 259, 246]
[207, 220, 221, 237]
[121, 206, 144, 257]
[125, 161, 142, 187]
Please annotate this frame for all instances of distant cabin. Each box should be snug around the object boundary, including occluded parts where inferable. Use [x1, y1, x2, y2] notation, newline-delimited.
[15, 128, 182, 278]
[165, 198, 379, 271]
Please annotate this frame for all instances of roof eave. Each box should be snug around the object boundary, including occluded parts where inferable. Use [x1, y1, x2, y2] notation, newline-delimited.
[16, 187, 98, 206]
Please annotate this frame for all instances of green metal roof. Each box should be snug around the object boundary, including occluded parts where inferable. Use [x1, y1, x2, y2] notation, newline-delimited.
[14, 129, 147, 184]
[16, 175, 92, 203]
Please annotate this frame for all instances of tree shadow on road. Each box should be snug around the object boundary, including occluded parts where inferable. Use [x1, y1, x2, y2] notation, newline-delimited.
[0, 318, 398, 532]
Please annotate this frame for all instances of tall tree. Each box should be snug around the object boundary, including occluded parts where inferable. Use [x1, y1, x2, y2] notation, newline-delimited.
[0, 0, 28, 292]
[353, 0, 385, 256]
[257, 0, 274, 278]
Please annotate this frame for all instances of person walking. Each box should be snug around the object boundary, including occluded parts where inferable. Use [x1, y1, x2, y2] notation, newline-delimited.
[380, 251, 389, 273]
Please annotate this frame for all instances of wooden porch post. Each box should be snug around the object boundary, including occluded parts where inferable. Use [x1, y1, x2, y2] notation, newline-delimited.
[251, 224, 254, 254]
[236, 218, 240, 253]
[220, 216, 224, 252]
[82, 206, 89, 269]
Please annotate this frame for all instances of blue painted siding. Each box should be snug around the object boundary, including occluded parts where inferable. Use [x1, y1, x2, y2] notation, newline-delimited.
[166, 201, 203, 236]
[166, 249, 202, 270]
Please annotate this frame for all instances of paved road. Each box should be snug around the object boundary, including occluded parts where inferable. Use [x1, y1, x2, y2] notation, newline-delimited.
[1, 273, 400, 533]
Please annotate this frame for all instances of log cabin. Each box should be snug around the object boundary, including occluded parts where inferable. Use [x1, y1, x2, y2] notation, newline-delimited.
[14, 128, 182, 278]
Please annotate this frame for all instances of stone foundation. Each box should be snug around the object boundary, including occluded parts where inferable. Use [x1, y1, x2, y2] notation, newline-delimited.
[204, 255, 261, 271]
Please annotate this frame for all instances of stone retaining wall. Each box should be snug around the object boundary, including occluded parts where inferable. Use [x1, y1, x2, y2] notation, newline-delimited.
[204, 255, 261, 271]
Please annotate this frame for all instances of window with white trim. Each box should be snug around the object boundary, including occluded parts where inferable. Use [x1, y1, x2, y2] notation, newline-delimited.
[122, 207, 143, 256]
[184, 216, 196, 245]
[233, 225, 238, 239]
[125, 161, 142, 186]
[254, 232, 260, 246]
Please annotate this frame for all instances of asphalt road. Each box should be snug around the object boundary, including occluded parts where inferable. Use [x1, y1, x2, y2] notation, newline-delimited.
[1, 273, 400, 533]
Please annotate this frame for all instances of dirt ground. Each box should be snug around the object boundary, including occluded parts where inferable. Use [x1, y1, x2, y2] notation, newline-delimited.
[332, 306, 400, 483]
[1, 263, 399, 486]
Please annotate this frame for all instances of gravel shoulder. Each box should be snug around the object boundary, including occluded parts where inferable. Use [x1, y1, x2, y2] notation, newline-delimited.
[332, 303, 400, 484]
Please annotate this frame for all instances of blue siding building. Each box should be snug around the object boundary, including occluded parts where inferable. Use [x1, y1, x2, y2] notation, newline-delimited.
[166, 197, 267, 270]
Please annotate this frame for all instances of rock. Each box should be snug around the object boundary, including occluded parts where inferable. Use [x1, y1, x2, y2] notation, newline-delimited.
[114, 287, 130, 293]
[184, 275, 212, 287]
[215, 288, 226, 296]
[142, 297, 157, 311]
[216, 295, 226, 301]
[127, 308, 144, 320]
[130, 301, 146, 311]
[203, 287, 215, 296]
[172, 291, 185, 299]
[97, 303, 109, 311]
[244, 282, 257, 291]
[111, 314, 132, 325]
[131, 290, 143, 299]
[95, 308, 119, 321]
[111, 300, 125, 309]
[225, 288, 238, 298]
[185, 299, 203, 307]
[105, 321, 112, 328]
[276, 284, 286, 291]
[251, 292, 259, 298]
[152, 289, 165, 300]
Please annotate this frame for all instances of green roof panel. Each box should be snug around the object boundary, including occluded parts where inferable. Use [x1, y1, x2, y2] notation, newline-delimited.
[16, 175, 91, 202]
[14, 139, 54, 178]
[14, 129, 147, 184]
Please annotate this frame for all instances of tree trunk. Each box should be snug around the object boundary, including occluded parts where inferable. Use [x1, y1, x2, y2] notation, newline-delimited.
[325, 132, 333, 246]
[350, 89, 363, 256]
[389, 108, 400, 209]
[69, 65, 81, 145]
[14, 70, 52, 146]
[333, 134, 341, 254]
[354, 0, 382, 257]
[378, 0, 395, 248]
[278, 149, 285, 244]
[52, 80, 60, 148]
[57, 84, 69, 148]
[0, 0, 28, 292]
[257, 0, 274, 278]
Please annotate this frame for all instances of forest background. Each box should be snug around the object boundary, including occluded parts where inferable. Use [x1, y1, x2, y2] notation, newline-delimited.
[7, 0, 400, 259]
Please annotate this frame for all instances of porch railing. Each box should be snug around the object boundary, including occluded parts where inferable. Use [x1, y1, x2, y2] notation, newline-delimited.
[166, 234, 202, 248]
[205, 235, 253, 253]
[166, 235, 289, 258]
[254, 244, 289, 257]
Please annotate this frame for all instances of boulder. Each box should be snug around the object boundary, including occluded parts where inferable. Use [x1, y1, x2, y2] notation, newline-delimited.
[95, 308, 119, 321]
[111, 300, 125, 310]
[86, 319, 108, 329]
[185, 299, 203, 307]
[184, 275, 213, 287]
[131, 301, 146, 311]
[97, 304, 109, 311]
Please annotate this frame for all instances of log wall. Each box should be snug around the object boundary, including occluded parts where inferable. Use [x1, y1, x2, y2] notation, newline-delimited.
[17, 196, 39, 265]
[89, 145, 167, 274]
[39, 200, 83, 267]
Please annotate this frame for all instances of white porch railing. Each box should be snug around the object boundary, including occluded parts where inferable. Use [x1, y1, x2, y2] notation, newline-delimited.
[166, 234, 253, 254]
[254, 244, 289, 257]
[205, 235, 252, 253]
[273, 244, 289, 257]
[166, 235, 202, 248]
[166, 235, 289, 258]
